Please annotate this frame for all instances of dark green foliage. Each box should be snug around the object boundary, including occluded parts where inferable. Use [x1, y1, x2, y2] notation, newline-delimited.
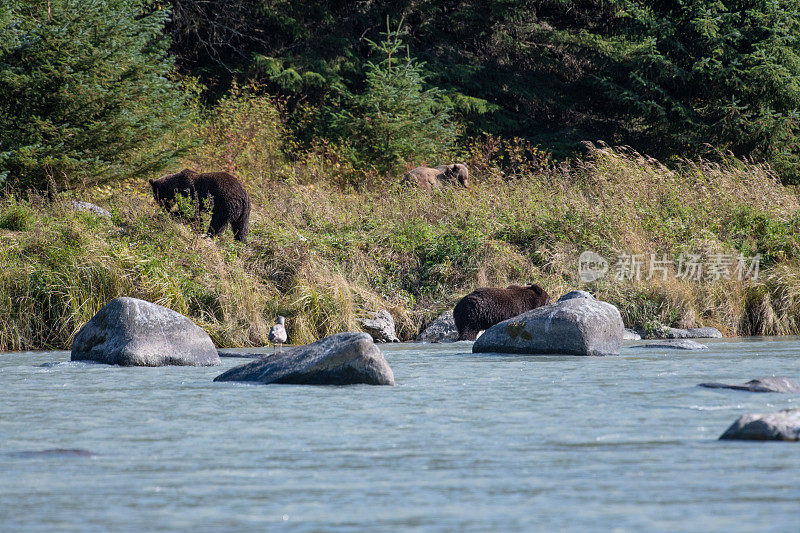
[597, 1, 800, 178]
[327, 21, 458, 174]
[0, 0, 196, 190]
[166, 1, 618, 155]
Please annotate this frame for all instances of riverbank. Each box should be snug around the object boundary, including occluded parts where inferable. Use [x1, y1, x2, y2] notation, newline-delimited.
[1, 132, 799, 350]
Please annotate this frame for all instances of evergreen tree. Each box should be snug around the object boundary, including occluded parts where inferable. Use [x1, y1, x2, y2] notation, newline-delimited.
[0, 0, 195, 190]
[331, 20, 458, 174]
[598, 1, 800, 176]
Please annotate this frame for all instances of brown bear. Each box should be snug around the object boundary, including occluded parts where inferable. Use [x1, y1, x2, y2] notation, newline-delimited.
[402, 164, 470, 191]
[453, 284, 551, 341]
[149, 168, 251, 242]
[436, 163, 469, 188]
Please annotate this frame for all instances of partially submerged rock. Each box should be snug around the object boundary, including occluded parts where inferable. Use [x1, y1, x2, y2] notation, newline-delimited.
[637, 324, 723, 339]
[359, 310, 399, 343]
[719, 408, 800, 441]
[700, 377, 800, 393]
[214, 332, 395, 386]
[665, 326, 723, 339]
[472, 297, 624, 356]
[416, 310, 458, 343]
[71, 297, 220, 366]
[623, 328, 641, 341]
[636, 339, 708, 350]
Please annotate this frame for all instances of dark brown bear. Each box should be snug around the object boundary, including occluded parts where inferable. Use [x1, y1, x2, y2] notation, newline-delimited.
[149, 168, 251, 242]
[453, 284, 551, 341]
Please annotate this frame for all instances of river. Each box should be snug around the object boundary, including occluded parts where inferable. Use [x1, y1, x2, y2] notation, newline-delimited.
[1, 338, 799, 531]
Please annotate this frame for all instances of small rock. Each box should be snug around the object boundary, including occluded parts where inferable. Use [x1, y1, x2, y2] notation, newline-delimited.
[416, 310, 459, 342]
[557, 290, 595, 302]
[638, 324, 723, 339]
[623, 328, 641, 341]
[214, 332, 394, 386]
[719, 408, 800, 441]
[359, 309, 399, 343]
[664, 326, 723, 339]
[700, 377, 800, 393]
[71, 297, 219, 366]
[635, 340, 708, 350]
[71, 201, 111, 219]
[472, 297, 624, 356]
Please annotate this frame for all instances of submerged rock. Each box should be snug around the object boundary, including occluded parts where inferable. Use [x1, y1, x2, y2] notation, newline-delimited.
[636, 339, 708, 350]
[416, 310, 458, 343]
[359, 310, 399, 343]
[472, 297, 624, 356]
[71, 297, 219, 367]
[214, 332, 395, 386]
[700, 377, 800, 393]
[719, 408, 800, 441]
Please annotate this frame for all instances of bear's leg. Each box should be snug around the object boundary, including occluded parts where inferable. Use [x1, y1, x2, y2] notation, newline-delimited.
[207, 209, 229, 237]
[231, 210, 249, 243]
[457, 328, 479, 341]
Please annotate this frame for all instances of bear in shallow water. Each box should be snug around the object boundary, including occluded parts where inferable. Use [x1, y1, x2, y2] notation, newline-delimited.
[149, 168, 251, 242]
[453, 284, 551, 341]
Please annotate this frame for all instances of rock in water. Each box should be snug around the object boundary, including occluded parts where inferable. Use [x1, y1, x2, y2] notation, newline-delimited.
[719, 408, 800, 441]
[359, 310, 399, 343]
[664, 326, 723, 339]
[472, 298, 624, 356]
[623, 329, 641, 341]
[416, 310, 458, 343]
[636, 339, 708, 350]
[214, 332, 395, 385]
[700, 377, 800, 393]
[71, 297, 219, 366]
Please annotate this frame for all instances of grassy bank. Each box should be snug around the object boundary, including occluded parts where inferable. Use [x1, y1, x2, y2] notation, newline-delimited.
[2, 97, 800, 351]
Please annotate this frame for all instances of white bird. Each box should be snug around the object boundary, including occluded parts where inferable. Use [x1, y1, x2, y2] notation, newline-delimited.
[268, 316, 287, 354]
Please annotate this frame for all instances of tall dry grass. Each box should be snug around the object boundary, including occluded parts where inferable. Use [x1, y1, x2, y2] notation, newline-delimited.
[2, 95, 800, 350]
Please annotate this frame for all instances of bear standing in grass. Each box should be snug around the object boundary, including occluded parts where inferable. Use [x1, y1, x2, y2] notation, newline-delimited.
[149, 168, 251, 242]
[453, 284, 551, 341]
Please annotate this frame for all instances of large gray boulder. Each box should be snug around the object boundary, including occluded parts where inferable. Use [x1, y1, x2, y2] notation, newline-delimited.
[719, 408, 800, 441]
[358, 310, 399, 343]
[472, 297, 624, 356]
[214, 332, 395, 385]
[700, 377, 800, 393]
[416, 310, 458, 343]
[71, 297, 219, 366]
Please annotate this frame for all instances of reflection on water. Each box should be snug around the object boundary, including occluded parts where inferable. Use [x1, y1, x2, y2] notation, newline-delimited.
[2, 339, 800, 531]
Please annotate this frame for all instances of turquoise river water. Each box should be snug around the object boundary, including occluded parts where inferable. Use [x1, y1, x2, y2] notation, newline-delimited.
[1, 337, 799, 532]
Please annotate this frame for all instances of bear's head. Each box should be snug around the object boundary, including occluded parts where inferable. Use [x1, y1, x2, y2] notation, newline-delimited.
[149, 169, 195, 209]
[444, 164, 469, 188]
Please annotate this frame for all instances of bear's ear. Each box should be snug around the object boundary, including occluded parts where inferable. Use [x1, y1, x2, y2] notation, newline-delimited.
[148, 178, 155, 185]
